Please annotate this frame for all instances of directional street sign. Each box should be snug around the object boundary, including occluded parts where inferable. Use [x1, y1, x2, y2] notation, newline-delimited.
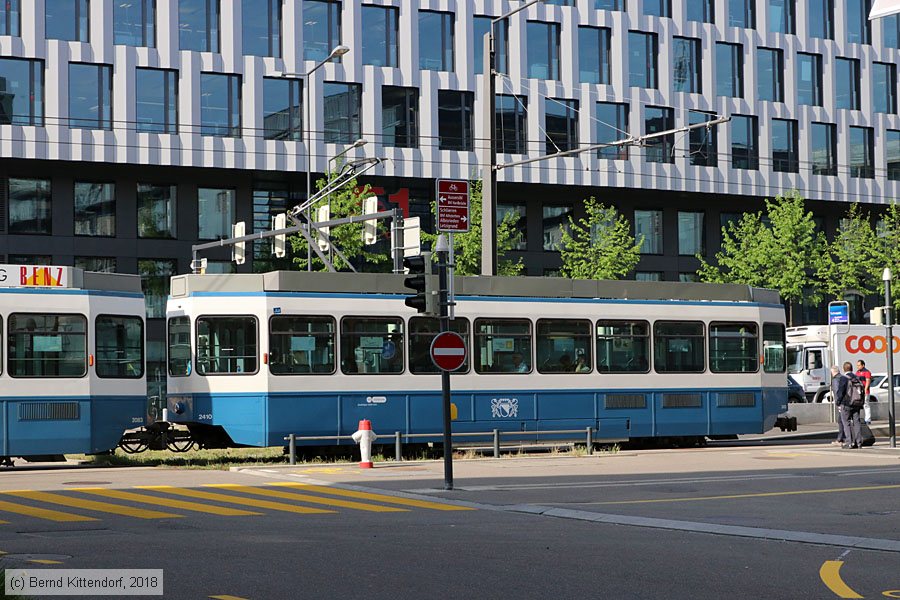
[430, 331, 467, 372]
[436, 179, 470, 233]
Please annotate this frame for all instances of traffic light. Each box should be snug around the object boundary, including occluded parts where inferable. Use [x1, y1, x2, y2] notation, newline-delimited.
[403, 252, 436, 316]
[232, 221, 246, 265]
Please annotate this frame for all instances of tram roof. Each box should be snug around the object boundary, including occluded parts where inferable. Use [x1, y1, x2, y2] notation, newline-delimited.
[170, 271, 780, 304]
[0, 264, 142, 293]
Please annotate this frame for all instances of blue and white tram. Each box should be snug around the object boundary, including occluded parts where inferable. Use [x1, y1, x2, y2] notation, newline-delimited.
[164, 271, 788, 449]
[0, 265, 147, 462]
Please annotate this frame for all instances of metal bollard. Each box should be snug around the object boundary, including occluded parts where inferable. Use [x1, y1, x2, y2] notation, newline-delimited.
[395, 431, 402, 462]
[586, 427, 593, 455]
[289, 433, 296, 465]
[493, 429, 500, 458]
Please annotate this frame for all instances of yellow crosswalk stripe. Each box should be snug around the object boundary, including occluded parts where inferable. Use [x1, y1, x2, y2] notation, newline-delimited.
[71, 488, 263, 517]
[0, 496, 97, 522]
[137, 486, 334, 515]
[29, 559, 63, 565]
[268, 483, 474, 511]
[5, 491, 182, 520]
[209, 595, 250, 600]
[204, 484, 409, 513]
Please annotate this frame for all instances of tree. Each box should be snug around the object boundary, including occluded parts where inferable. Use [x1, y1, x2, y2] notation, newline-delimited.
[558, 197, 641, 280]
[421, 181, 524, 276]
[871, 201, 900, 310]
[289, 173, 391, 272]
[816, 203, 879, 301]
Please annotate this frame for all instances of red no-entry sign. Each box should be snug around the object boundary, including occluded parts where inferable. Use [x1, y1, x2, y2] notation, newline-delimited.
[430, 331, 467, 372]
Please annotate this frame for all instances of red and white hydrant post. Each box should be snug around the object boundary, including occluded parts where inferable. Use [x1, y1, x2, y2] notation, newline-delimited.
[351, 419, 377, 469]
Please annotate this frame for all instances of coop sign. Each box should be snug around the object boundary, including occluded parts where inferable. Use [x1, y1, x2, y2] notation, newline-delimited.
[0, 265, 74, 288]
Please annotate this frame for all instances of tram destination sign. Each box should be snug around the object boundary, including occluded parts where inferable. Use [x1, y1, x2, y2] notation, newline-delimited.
[436, 179, 470, 233]
[0, 265, 76, 288]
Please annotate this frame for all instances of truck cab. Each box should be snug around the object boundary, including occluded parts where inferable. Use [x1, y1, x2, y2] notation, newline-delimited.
[786, 341, 828, 401]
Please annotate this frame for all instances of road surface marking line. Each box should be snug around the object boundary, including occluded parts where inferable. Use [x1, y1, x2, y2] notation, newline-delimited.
[203, 484, 408, 513]
[819, 561, 863, 599]
[71, 488, 263, 517]
[268, 482, 474, 511]
[209, 595, 249, 600]
[0, 496, 97, 522]
[5, 491, 182, 520]
[137, 486, 334, 515]
[594, 483, 900, 505]
[28, 559, 63, 565]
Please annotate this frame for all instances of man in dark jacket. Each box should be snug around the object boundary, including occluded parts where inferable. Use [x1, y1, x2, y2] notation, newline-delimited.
[831, 365, 847, 446]
[838, 362, 862, 449]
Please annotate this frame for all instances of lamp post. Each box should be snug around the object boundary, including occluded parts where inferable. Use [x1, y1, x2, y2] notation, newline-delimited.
[885, 267, 896, 448]
[481, 0, 544, 277]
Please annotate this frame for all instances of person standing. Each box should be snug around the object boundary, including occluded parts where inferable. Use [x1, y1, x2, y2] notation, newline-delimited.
[855, 359, 872, 425]
[840, 362, 863, 449]
[831, 365, 848, 446]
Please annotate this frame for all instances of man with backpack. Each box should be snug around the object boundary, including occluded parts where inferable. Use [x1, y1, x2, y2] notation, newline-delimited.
[838, 362, 865, 449]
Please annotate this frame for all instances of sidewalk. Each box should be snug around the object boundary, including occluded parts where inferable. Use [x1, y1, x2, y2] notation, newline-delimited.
[740, 419, 895, 444]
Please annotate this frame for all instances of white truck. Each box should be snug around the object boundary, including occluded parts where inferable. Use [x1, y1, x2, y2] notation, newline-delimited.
[786, 324, 894, 402]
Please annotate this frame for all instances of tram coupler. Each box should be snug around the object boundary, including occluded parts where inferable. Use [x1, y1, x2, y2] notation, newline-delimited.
[775, 416, 798, 432]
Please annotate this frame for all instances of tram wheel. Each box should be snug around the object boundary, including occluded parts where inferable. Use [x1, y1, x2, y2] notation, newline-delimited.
[119, 440, 149, 454]
[166, 438, 196, 453]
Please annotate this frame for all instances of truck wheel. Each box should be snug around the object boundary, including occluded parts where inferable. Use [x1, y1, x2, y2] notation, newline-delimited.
[814, 390, 831, 403]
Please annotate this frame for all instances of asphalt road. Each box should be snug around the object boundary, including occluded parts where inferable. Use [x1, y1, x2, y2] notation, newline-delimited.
[0, 441, 898, 599]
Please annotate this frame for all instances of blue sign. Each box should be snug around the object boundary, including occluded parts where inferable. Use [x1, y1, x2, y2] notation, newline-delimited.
[829, 303, 849, 325]
[382, 340, 396, 360]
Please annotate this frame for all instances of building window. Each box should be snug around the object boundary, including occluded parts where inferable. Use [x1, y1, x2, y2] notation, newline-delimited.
[678, 211, 704, 256]
[179, 0, 219, 52]
[679, 273, 699, 283]
[114, 0, 154, 47]
[0, 58, 44, 126]
[136, 68, 177, 134]
[578, 26, 610, 84]
[635, 209, 663, 254]
[796, 53, 823, 107]
[243, 0, 281, 57]
[252, 189, 293, 271]
[138, 184, 176, 238]
[835, 57, 861, 110]
[849, 126, 874, 179]
[768, 0, 795, 34]
[731, 114, 758, 170]
[303, 0, 341, 61]
[0, 0, 20, 36]
[545, 99, 578, 154]
[688, 0, 714, 22]
[496, 94, 527, 154]
[596, 102, 628, 160]
[498, 203, 527, 250]
[68, 63, 112, 130]
[437, 90, 474, 151]
[46, 0, 89, 42]
[884, 14, 900, 48]
[771, 118, 799, 173]
[419, 10, 454, 72]
[808, 0, 834, 39]
[323, 82, 361, 144]
[596, 0, 625, 9]
[846, 0, 871, 44]
[887, 130, 900, 181]
[8, 178, 51, 235]
[74, 182, 115, 237]
[629, 31, 658, 89]
[728, 0, 755, 28]
[543, 205, 572, 252]
[474, 17, 508, 75]
[874, 63, 897, 114]
[198, 187, 235, 240]
[75, 257, 116, 273]
[139, 259, 176, 319]
[716, 42, 743, 98]
[382, 86, 419, 149]
[644, 106, 674, 164]
[527, 21, 560, 80]
[757, 48, 783, 102]
[689, 110, 716, 167]
[673, 37, 702, 94]
[362, 5, 398, 68]
[262, 77, 302, 141]
[810, 122, 837, 176]
[644, 0, 671, 17]
[200, 73, 241, 137]
[636, 272, 663, 281]
[8, 254, 52, 265]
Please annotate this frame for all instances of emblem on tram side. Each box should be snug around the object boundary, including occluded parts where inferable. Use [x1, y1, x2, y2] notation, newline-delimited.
[491, 398, 518, 418]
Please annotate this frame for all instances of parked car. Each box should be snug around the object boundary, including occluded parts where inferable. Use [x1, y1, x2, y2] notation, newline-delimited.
[868, 373, 900, 403]
[788, 375, 806, 403]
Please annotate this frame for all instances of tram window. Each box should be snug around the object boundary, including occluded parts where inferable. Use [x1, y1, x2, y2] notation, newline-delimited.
[195, 316, 258, 375]
[709, 322, 758, 373]
[474, 318, 532, 374]
[596, 320, 650, 373]
[341, 317, 404, 374]
[653, 321, 705, 373]
[7, 313, 87, 378]
[95, 315, 144, 378]
[537, 319, 592, 374]
[167, 316, 191, 376]
[763, 322, 786, 373]
[408, 317, 470, 374]
[270, 316, 336, 375]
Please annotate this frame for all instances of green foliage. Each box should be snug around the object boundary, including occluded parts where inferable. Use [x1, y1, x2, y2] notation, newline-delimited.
[421, 181, 524, 276]
[873, 202, 900, 309]
[815, 203, 879, 300]
[558, 197, 641, 280]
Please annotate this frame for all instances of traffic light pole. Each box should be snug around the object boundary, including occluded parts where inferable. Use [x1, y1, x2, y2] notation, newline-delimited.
[435, 235, 454, 490]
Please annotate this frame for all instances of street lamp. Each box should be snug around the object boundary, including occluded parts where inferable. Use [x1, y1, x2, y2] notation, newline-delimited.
[885, 267, 896, 448]
[328, 138, 367, 176]
[481, 0, 545, 276]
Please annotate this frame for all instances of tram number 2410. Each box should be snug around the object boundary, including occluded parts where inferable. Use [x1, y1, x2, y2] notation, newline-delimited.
[198, 413, 213, 421]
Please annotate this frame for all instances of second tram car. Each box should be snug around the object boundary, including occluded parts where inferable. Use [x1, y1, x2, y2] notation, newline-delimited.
[0, 264, 147, 463]
[163, 272, 788, 449]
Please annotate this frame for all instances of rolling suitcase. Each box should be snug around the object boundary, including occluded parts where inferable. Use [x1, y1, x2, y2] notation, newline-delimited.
[859, 423, 876, 447]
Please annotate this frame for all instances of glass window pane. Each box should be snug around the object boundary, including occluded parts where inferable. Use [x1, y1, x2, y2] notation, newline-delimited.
[810, 122, 837, 176]
[644, 106, 674, 163]
[763, 323, 785, 372]
[673, 37, 701, 94]
[846, 0, 870, 44]
[644, 0, 671, 17]
[252, 189, 293, 271]
[629, 31, 657, 88]
[180, 0, 219, 52]
[654, 321, 705, 373]
[138, 184, 177, 238]
[95, 316, 144, 378]
[7, 314, 87, 377]
[716, 43, 743, 98]
[874, 63, 897, 114]
[200, 73, 240, 137]
[772, 118, 798, 173]
[323, 82, 361, 144]
[796, 53, 822, 106]
[887, 130, 900, 181]
[495, 94, 527, 154]
[340, 317, 404, 374]
[687, 0, 714, 22]
[835, 58, 860, 110]
[578, 26, 610, 84]
[243, 0, 281, 57]
[543, 205, 572, 251]
[114, 0, 155, 47]
[362, 6, 397, 67]
[527, 21, 559, 80]
[635, 209, 663, 254]
[304, 0, 341, 62]
[438, 90, 473, 151]
[731, 114, 758, 170]
[884, 14, 900, 48]
[419, 11, 454, 71]
[808, 0, 834, 39]
[596, 320, 650, 373]
[728, 0, 755, 27]
[0, 58, 43, 126]
[678, 211, 704, 255]
[136, 68, 177, 133]
[757, 48, 783, 102]
[46, 0, 89, 42]
[75, 256, 117, 272]
[709, 322, 758, 373]
[849, 126, 874, 178]
[498, 203, 527, 250]
[595, 0, 624, 8]
[269, 316, 336, 374]
[263, 77, 302, 141]
[545, 99, 578, 154]
[8, 178, 51, 235]
[536, 319, 592, 374]
[138, 259, 176, 319]
[0, 0, 21, 36]
[198, 187, 235, 240]
[196, 316, 258, 375]
[768, 0, 795, 34]
[689, 110, 717, 167]
[408, 317, 469, 374]
[74, 182, 115, 237]
[474, 319, 532, 374]
[69, 63, 112, 130]
[168, 316, 191, 376]
[596, 102, 628, 159]
[382, 86, 419, 149]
